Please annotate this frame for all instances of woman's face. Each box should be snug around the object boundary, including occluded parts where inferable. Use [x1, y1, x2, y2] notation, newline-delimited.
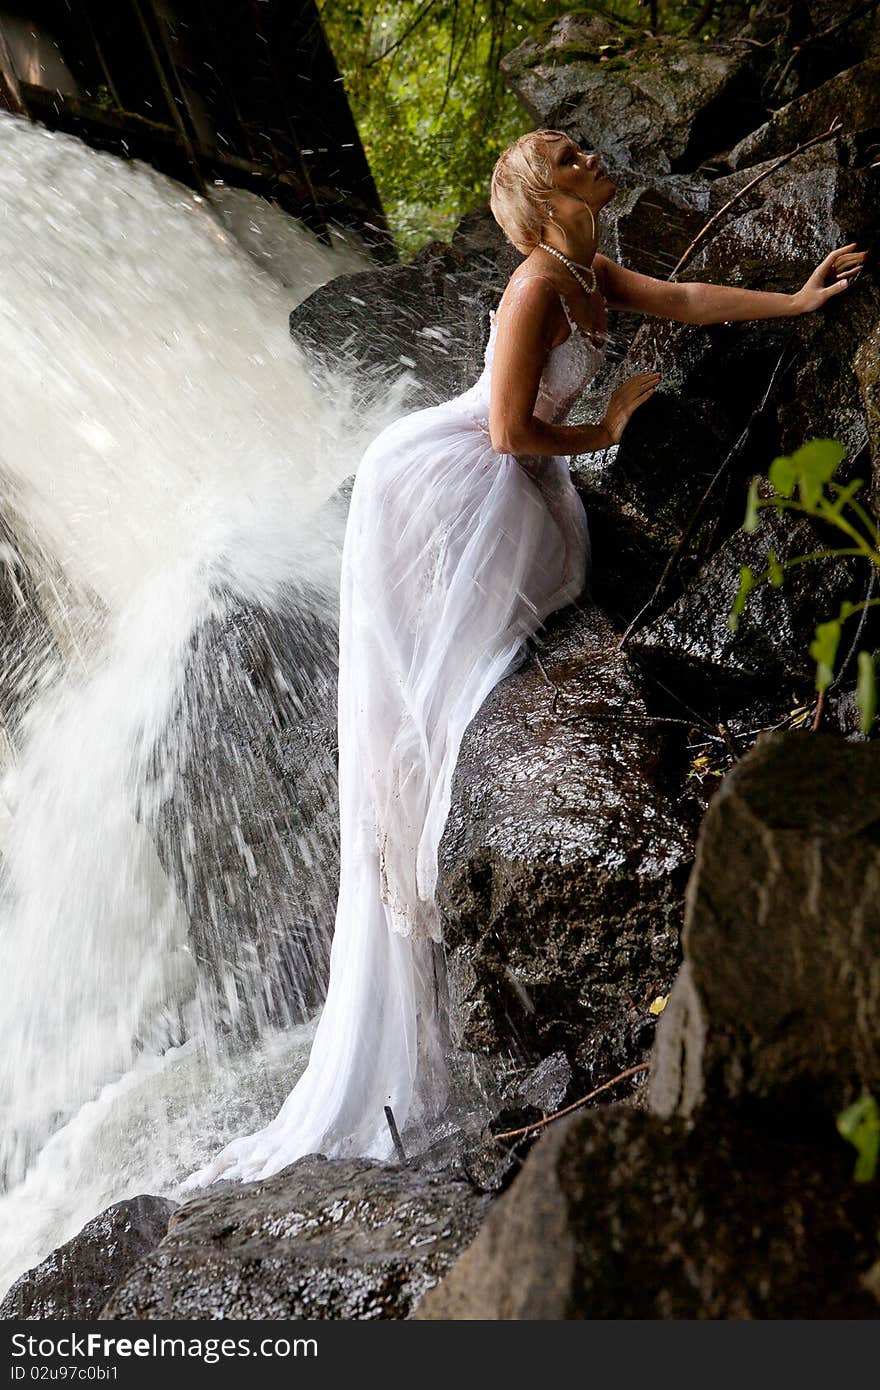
[543, 135, 615, 211]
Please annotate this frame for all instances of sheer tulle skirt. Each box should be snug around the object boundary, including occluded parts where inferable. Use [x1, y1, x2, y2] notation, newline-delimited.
[180, 401, 589, 1188]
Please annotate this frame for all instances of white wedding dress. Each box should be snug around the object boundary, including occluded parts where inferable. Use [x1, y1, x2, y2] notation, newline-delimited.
[180, 276, 605, 1190]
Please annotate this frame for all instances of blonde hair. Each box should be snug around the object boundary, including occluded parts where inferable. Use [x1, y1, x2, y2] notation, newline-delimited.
[490, 129, 570, 255]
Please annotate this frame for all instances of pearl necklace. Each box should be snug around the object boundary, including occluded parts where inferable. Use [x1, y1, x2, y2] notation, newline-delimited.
[537, 241, 597, 296]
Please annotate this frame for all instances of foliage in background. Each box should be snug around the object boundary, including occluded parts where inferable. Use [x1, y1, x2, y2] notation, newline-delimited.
[728, 440, 880, 734]
[318, 0, 749, 257]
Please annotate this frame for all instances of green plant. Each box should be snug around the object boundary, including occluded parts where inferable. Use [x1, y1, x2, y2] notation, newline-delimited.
[837, 1093, 880, 1183]
[728, 439, 880, 733]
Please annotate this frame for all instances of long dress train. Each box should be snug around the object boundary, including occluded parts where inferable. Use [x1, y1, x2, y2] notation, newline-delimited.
[180, 277, 606, 1189]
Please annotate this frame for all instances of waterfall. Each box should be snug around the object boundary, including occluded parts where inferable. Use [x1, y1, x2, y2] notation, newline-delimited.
[0, 112, 405, 1300]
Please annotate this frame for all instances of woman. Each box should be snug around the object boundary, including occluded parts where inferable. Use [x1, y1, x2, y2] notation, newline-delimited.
[180, 129, 865, 1190]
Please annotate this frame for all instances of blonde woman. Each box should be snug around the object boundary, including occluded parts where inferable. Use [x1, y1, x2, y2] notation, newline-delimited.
[181, 130, 865, 1188]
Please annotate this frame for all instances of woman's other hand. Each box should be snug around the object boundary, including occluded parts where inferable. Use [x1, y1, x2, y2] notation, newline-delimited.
[792, 244, 867, 313]
[601, 371, 661, 445]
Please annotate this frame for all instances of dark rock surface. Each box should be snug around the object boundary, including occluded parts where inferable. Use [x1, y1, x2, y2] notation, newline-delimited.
[726, 58, 880, 172]
[289, 212, 519, 406]
[148, 580, 342, 1041]
[437, 601, 693, 1092]
[575, 134, 878, 627]
[100, 1157, 492, 1320]
[649, 730, 880, 1129]
[628, 503, 861, 700]
[412, 1105, 880, 1319]
[0, 1196, 175, 1321]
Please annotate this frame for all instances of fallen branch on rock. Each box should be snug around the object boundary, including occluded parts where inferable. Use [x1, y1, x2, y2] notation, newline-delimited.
[492, 1062, 651, 1143]
[669, 117, 844, 281]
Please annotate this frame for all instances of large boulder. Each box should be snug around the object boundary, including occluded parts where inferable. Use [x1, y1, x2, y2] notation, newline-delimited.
[413, 1105, 880, 1319]
[289, 212, 519, 405]
[726, 1, 880, 108]
[148, 580, 341, 1041]
[649, 730, 880, 1129]
[700, 141, 879, 466]
[574, 136, 878, 625]
[0, 1196, 175, 1321]
[502, 15, 765, 180]
[726, 58, 880, 173]
[627, 501, 861, 703]
[100, 1157, 491, 1320]
[437, 601, 693, 1093]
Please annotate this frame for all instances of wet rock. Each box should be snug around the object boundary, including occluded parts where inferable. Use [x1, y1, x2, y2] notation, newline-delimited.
[627, 502, 861, 702]
[591, 183, 706, 366]
[454, 1051, 575, 1194]
[502, 16, 764, 180]
[855, 319, 880, 511]
[290, 213, 519, 405]
[437, 601, 692, 1093]
[726, 59, 880, 173]
[575, 138, 878, 624]
[701, 142, 879, 465]
[412, 1106, 880, 1319]
[649, 731, 880, 1129]
[728, 0, 880, 109]
[100, 1157, 492, 1320]
[505, 1048, 572, 1113]
[148, 579, 341, 1040]
[0, 1196, 175, 1321]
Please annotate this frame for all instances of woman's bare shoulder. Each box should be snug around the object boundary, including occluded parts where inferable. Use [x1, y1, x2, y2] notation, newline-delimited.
[497, 270, 566, 330]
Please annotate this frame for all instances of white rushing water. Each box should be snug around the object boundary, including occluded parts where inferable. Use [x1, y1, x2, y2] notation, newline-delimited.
[0, 112, 408, 1300]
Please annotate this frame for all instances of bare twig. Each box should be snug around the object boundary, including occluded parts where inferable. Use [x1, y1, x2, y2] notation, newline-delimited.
[556, 710, 692, 727]
[493, 1063, 651, 1143]
[668, 118, 844, 282]
[364, 0, 439, 68]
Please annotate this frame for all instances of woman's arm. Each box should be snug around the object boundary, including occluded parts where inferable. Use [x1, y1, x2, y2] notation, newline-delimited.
[594, 244, 866, 325]
[488, 277, 658, 456]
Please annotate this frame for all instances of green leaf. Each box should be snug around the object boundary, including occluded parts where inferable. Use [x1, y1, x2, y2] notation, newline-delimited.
[727, 564, 755, 632]
[791, 438, 847, 508]
[768, 439, 847, 508]
[768, 453, 797, 497]
[767, 549, 784, 588]
[743, 477, 762, 533]
[857, 650, 877, 734]
[809, 617, 841, 691]
[837, 1093, 880, 1183]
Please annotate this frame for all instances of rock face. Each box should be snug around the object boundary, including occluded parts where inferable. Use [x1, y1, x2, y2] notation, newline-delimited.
[502, 17, 764, 180]
[418, 728, 880, 1320]
[0, 1196, 175, 1321]
[649, 730, 880, 1129]
[726, 58, 880, 172]
[412, 1106, 880, 1319]
[628, 504, 861, 701]
[437, 602, 693, 1092]
[149, 580, 342, 1040]
[100, 1158, 491, 1320]
[289, 212, 520, 406]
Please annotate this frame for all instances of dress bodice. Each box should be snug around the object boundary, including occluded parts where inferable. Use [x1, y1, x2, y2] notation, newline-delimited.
[453, 281, 606, 436]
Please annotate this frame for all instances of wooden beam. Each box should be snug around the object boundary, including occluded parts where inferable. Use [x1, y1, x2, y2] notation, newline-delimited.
[0, 19, 28, 116]
[128, 0, 208, 194]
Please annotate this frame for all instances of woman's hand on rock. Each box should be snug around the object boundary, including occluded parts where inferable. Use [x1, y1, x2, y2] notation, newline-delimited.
[792, 244, 867, 313]
[601, 371, 661, 445]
